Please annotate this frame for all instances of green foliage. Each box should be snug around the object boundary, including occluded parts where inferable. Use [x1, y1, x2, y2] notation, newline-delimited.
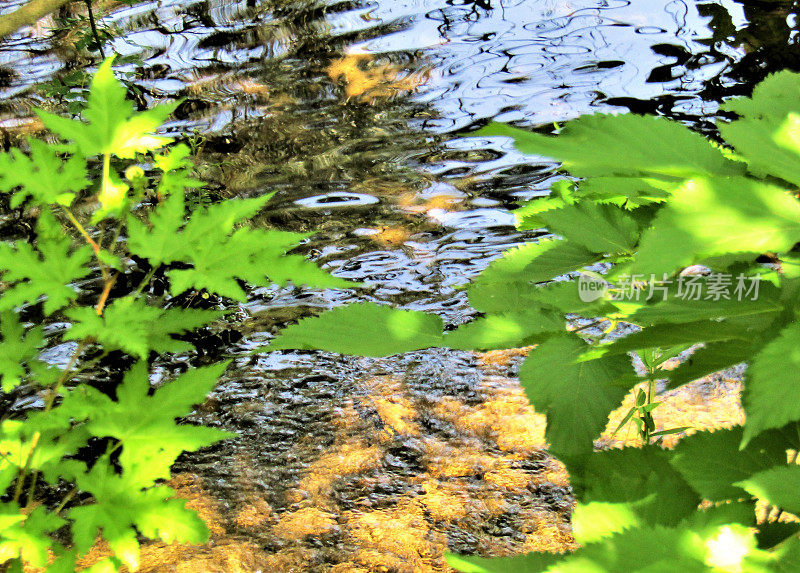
[0, 312, 43, 392]
[475, 113, 743, 178]
[0, 140, 88, 208]
[64, 297, 222, 359]
[262, 71, 800, 570]
[518, 334, 630, 460]
[0, 59, 349, 571]
[261, 302, 444, 356]
[0, 225, 94, 315]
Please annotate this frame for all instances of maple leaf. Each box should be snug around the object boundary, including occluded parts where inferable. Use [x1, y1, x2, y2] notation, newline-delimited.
[36, 57, 177, 159]
[0, 235, 92, 315]
[128, 192, 352, 300]
[0, 311, 44, 392]
[0, 414, 89, 487]
[70, 461, 208, 570]
[154, 144, 204, 196]
[64, 297, 221, 359]
[68, 361, 232, 487]
[0, 139, 88, 208]
[0, 504, 65, 568]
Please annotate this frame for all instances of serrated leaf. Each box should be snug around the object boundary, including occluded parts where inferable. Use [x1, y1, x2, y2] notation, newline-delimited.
[664, 341, 752, 389]
[457, 523, 765, 572]
[70, 461, 208, 560]
[0, 505, 64, 568]
[0, 311, 43, 392]
[539, 202, 639, 254]
[670, 427, 789, 501]
[631, 177, 800, 277]
[737, 466, 800, 515]
[467, 239, 600, 313]
[65, 297, 221, 359]
[446, 551, 561, 573]
[36, 58, 176, 159]
[72, 361, 232, 486]
[720, 71, 800, 186]
[743, 323, 800, 444]
[154, 144, 203, 196]
[518, 333, 631, 459]
[0, 237, 92, 315]
[527, 280, 615, 316]
[571, 501, 640, 544]
[578, 447, 700, 527]
[626, 281, 782, 326]
[442, 307, 564, 350]
[576, 176, 673, 208]
[583, 320, 750, 361]
[0, 140, 88, 207]
[477, 115, 742, 178]
[128, 192, 351, 299]
[262, 302, 444, 356]
[0, 412, 90, 485]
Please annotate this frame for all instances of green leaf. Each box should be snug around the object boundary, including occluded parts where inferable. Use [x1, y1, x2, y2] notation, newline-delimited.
[70, 461, 208, 567]
[126, 189, 187, 266]
[128, 192, 351, 299]
[65, 297, 221, 359]
[442, 307, 564, 350]
[571, 501, 640, 544]
[670, 427, 789, 501]
[0, 505, 64, 568]
[743, 322, 800, 444]
[539, 202, 639, 254]
[737, 466, 800, 515]
[626, 281, 782, 326]
[518, 333, 631, 459]
[583, 320, 750, 361]
[575, 176, 673, 208]
[577, 447, 700, 527]
[664, 341, 752, 389]
[0, 412, 90, 485]
[467, 239, 601, 313]
[0, 140, 88, 207]
[262, 302, 444, 356]
[526, 280, 615, 316]
[0, 311, 43, 392]
[0, 236, 92, 315]
[154, 144, 203, 196]
[72, 361, 232, 486]
[720, 71, 800, 186]
[37, 58, 176, 159]
[446, 551, 561, 573]
[477, 115, 742, 178]
[630, 177, 800, 277]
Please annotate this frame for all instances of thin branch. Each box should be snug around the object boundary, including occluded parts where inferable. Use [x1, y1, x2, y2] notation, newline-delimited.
[0, 0, 73, 39]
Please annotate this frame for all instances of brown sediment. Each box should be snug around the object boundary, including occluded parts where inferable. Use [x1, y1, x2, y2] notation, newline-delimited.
[600, 377, 744, 449]
[73, 348, 745, 572]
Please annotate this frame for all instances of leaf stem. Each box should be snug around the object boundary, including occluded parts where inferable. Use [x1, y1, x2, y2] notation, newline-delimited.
[13, 341, 87, 503]
[95, 271, 118, 315]
[62, 206, 110, 282]
[133, 266, 158, 297]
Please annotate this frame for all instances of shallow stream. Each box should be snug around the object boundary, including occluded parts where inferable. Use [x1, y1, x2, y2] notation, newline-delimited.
[1, 0, 798, 570]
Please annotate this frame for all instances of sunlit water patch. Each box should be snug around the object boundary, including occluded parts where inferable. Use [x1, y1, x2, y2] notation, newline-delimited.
[1, 0, 798, 569]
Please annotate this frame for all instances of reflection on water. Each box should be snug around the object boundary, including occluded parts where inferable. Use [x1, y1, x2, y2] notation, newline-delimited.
[1, 0, 799, 569]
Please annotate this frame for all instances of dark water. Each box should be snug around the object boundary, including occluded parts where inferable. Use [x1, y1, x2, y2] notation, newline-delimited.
[1, 0, 799, 570]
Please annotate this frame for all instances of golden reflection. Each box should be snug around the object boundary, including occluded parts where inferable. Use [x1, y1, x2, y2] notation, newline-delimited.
[70, 354, 747, 571]
[326, 52, 431, 103]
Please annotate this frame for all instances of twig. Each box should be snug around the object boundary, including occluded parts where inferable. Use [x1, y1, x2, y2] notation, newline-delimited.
[0, 0, 73, 39]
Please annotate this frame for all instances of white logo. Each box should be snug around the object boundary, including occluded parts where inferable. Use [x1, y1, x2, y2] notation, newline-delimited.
[578, 273, 609, 302]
